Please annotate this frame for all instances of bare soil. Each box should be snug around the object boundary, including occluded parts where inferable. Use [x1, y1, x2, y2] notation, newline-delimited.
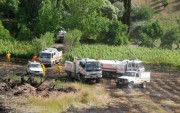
[67, 72, 180, 113]
[0, 59, 180, 113]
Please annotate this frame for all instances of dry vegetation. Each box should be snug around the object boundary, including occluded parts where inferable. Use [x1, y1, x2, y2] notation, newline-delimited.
[0, 76, 110, 113]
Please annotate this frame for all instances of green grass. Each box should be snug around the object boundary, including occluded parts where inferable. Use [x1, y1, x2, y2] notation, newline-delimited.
[67, 44, 180, 66]
[0, 32, 54, 58]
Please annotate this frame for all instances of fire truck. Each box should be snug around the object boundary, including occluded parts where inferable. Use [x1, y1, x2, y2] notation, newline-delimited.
[65, 58, 102, 83]
[39, 48, 62, 66]
[99, 59, 145, 78]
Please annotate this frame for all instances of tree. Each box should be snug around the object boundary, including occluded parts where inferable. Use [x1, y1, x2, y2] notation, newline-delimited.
[35, 0, 63, 35]
[0, 0, 19, 19]
[121, 0, 131, 33]
[0, 20, 13, 40]
[99, 20, 128, 45]
[139, 21, 163, 47]
[63, 0, 109, 43]
[160, 26, 180, 49]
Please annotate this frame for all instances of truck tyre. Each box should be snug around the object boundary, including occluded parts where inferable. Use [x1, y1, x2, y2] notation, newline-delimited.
[142, 82, 147, 88]
[67, 72, 74, 82]
[80, 75, 85, 83]
[26, 70, 29, 75]
[96, 79, 100, 83]
[116, 82, 120, 88]
[128, 82, 134, 88]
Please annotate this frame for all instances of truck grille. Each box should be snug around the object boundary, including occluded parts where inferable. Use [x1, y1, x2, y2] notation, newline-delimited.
[118, 79, 128, 84]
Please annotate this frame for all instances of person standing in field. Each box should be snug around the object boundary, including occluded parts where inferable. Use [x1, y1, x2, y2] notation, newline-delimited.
[6, 51, 11, 62]
[56, 63, 62, 75]
[32, 54, 38, 62]
[41, 63, 46, 76]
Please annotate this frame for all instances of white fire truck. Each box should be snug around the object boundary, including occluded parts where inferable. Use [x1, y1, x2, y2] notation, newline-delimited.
[65, 58, 102, 83]
[39, 48, 62, 66]
[99, 59, 145, 77]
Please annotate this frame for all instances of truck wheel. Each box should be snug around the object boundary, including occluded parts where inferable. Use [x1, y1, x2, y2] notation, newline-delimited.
[96, 79, 100, 83]
[26, 70, 29, 75]
[116, 82, 120, 88]
[128, 82, 134, 88]
[142, 82, 147, 88]
[80, 75, 85, 83]
[67, 72, 74, 82]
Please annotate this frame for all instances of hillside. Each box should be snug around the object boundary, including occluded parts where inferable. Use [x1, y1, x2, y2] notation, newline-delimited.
[132, 0, 180, 29]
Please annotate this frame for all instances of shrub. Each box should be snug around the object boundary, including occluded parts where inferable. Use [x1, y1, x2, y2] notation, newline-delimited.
[99, 20, 128, 45]
[138, 21, 163, 47]
[32, 32, 54, 55]
[0, 20, 13, 41]
[63, 29, 82, 53]
[17, 24, 32, 40]
[162, 0, 169, 7]
[160, 26, 180, 49]
[131, 6, 154, 22]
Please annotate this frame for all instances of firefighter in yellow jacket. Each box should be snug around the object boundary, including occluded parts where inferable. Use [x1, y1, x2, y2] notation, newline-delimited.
[6, 51, 11, 62]
[56, 63, 62, 75]
[41, 63, 46, 76]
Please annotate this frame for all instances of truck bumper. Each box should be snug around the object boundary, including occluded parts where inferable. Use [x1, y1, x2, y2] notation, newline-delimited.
[85, 74, 102, 79]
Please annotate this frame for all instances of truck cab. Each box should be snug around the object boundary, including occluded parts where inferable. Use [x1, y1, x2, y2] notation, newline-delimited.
[56, 29, 66, 43]
[65, 58, 102, 83]
[39, 48, 62, 66]
[116, 71, 150, 88]
[116, 59, 145, 74]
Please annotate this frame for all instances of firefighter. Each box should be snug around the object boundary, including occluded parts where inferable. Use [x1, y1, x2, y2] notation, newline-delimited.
[73, 57, 77, 72]
[32, 54, 38, 62]
[56, 63, 62, 75]
[6, 51, 11, 62]
[41, 63, 46, 76]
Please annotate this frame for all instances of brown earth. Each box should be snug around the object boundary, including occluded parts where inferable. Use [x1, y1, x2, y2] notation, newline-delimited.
[0, 58, 180, 113]
[67, 72, 180, 113]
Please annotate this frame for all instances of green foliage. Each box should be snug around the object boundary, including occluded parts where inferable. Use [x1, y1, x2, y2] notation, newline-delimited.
[63, 0, 106, 42]
[68, 44, 180, 67]
[0, 0, 19, 18]
[0, 20, 13, 40]
[32, 32, 54, 54]
[112, 1, 124, 19]
[35, 0, 63, 35]
[64, 29, 82, 53]
[0, 39, 33, 58]
[131, 6, 153, 22]
[162, 0, 169, 7]
[99, 20, 128, 45]
[17, 24, 32, 40]
[139, 21, 163, 47]
[80, 12, 110, 42]
[160, 26, 180, 49]
[101, 0, 122, 20]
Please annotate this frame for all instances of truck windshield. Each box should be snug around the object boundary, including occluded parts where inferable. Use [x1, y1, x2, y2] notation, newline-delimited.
[138, 63, 144, 68]
[124, 72, 135, 77]
[40, 53, 51, 58]
[86, 62, 101, 71]
[30, 64, 41, 68]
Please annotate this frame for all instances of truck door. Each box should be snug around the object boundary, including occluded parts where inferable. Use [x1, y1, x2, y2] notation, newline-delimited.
[134, 73, 140, 84]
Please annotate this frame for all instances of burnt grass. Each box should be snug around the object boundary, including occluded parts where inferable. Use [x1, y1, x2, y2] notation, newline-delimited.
[0, 60, 180, 113]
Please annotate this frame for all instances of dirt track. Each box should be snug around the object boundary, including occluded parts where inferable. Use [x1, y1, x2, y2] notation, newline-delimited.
[0, 59, 180, 113]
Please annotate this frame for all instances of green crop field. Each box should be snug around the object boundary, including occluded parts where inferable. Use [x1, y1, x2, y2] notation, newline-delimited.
[67, 44, 180, 66]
